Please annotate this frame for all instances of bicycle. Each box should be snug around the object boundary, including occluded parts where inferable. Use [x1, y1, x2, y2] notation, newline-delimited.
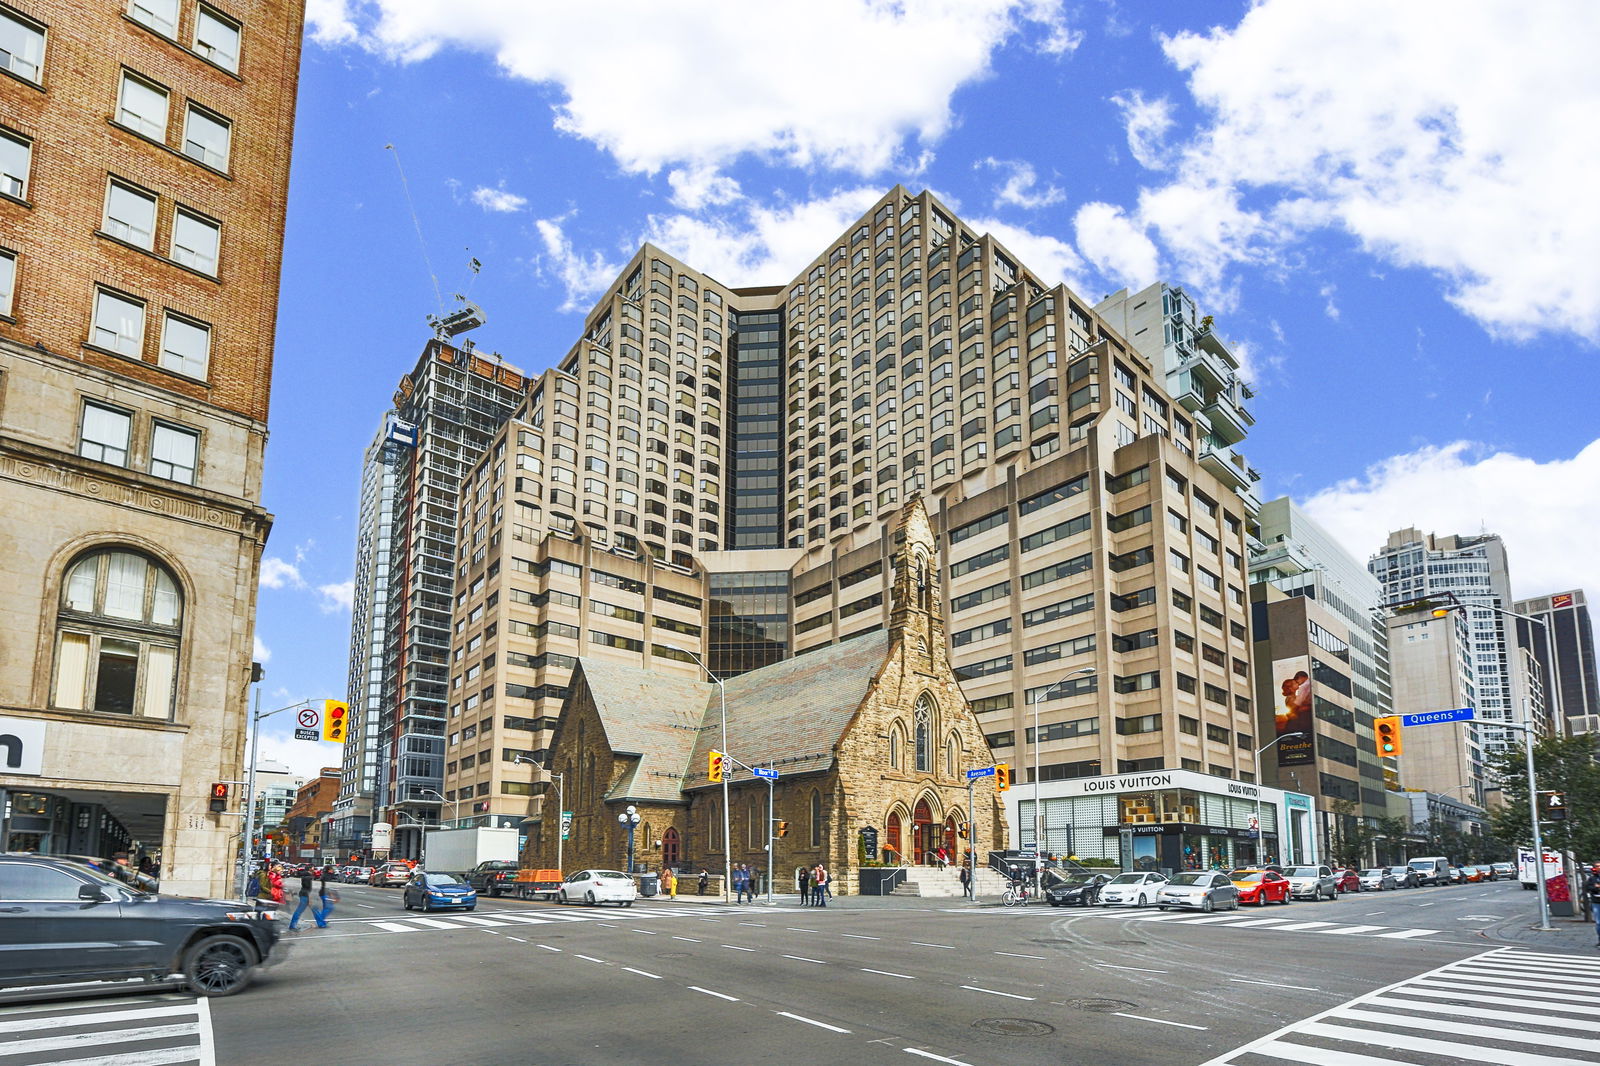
[1000, 878, 1036, 906]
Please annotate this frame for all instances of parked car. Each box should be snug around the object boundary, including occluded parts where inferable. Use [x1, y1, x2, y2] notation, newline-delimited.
[1283, 864, 1338, 901]
[1388, 864, 1423, 889]
[1491, 862, 1515, 880]
[1407, 856, 1451, 886]
[1462, 865, 1486, 883]
[0, 854, 283, 998]
[1156, 871, 1239, 912]
[1476, 864, 1499, 882]
[1359, 868, 1398, 891]
[402, 872, 477, 912]
[1229, 868, 1292, 906]
[1332, 868, 1362, 894]
[1447, 866, 1466, 884]
[558, 869, 637, 907]
[1098, 871, 1168, 908]
[370, 862, 411, 887]
[1044, 873, 1111, 907]
[465, 860, 523, 897]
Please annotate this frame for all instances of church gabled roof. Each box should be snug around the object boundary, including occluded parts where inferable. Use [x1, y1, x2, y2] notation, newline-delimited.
[576, 661, 714, 804]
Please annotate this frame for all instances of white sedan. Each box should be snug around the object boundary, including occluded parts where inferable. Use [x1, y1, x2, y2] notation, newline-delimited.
[1099, 871, 1169, 907]
[559, 869, 637, 907]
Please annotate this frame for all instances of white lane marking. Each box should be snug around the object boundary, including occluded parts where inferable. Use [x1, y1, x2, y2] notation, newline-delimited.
[0, 1022, 199, 1056]
[632, 928, 658, 935]
[506, 936, 527, 943]
[1417, 901, 1436, 907]
[1267, 921, 1335, 931]
[370, 921, 418, 932]
[911, 942, 957, 949]
[1230, 977, 1319, 992]
[960, 985, 1034, 1001]
[863, 968, 916, 980]
[1412, 978, 1600, 1006]
[1327, 1008, 1600, 1053]
[624, 967, 662, 979]
[783, 954, 827, 964]
[787, 927, 821, 933]
[994, 951, 1046, 960]
[777, 1011, 850, 1033]
[722, 944, 757, 952]
[1374, 928, 1437, 939]
[537, 944, 561, 952]
[1220, 919, 1289, 928]
[196, 996, 215, 1066]
[1368, 994, 1600, 1032]
[689, 986, 739, 1002]
[739, 922, 767, 927]
[904, 1050, 973, 1066]
[1463, 956, 1600, 976]
[22, 1047, 206, 1066]
[841, 933, 880, 940]
[0, 1003, 198, 1035]
[671, 936, 701, 943]
[1113, 1012, 1207, 1031]
[574, 954, 607, 964]
[698, 918, 721, 922]
[493, 914, 555, 925]
[1101, 964, 1167, 973]
[1392, 985, 1600, 1017]
[1443, 969, 1599, 994]
[445, 916, 510, 927]
[1245, 1038, 1417, 1066]
[356, 903, 375, 909]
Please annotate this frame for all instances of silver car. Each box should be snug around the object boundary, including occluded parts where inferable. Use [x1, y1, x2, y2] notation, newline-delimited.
[1155, 871, 1239, 913]
[1358, 867, 1397, 891]
[1283, 864, 1338, 901]
[1099, 871, 1168, 907]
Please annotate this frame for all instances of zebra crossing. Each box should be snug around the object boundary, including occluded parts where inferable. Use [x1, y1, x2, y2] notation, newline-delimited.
[1087, 907, 1443, 941]
[331, 903, 738, 937]
[1202, 947, 1600, 1065]
[0, 992, 211, 1066]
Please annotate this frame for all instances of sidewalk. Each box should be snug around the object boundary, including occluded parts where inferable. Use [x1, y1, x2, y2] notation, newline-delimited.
[1482, 907, 1598, 955]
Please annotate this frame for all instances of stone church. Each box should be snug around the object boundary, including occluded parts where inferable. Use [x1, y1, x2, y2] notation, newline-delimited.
[525, 499, 1008, 894]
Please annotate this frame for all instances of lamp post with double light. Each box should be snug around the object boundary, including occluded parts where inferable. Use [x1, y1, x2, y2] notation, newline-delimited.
[1254, 733, 1305, 864]
[1030, 667, 1095, 856]
[617, 804, 641, 874]
[668, 644, 732, 904]
[419, 788, 463, 829]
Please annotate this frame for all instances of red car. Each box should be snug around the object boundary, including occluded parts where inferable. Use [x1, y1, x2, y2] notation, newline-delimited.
[1229, 868, 1291, 905]
[1332, 868, 1362, 893]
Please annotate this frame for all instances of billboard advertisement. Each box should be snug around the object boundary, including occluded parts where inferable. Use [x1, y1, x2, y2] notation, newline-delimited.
[1273, 656, 1316, 766]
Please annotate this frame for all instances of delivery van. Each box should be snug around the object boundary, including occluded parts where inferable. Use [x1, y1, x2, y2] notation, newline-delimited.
[1407, 856, 1451, 886]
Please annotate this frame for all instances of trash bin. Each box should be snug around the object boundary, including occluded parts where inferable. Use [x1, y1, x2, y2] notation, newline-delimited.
[638, 872, 660, 898]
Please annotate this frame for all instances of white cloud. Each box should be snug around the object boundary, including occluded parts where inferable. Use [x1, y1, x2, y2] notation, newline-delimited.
[318, 581, 355, 613]
[253, 634, 272, 664]
[1072, 201, 1158, 292]
[258, 557, 305, 590]
[1299, 438, 1600, 603]
[252, 731, 341, 781]
[533, 215, 625, 311]
[314, 1, 1075, 177]
[306, 0, 358, 44]
[978, 158, 1064, 210]
[969, 215, 1091, 297]
[470, 185, 528, 213]
[1319, 282, 1340, 321]
[1129, 0, 1600, 342]
[666, 166, 741, 210]
[1111, 91, 1174, 170]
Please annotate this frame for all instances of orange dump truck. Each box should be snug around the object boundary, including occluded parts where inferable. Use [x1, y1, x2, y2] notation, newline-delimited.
[513, 868, 563, 900]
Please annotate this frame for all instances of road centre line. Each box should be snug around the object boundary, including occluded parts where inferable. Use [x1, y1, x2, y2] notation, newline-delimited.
[841, 933, 880, 940]
[994, 951, 1046, 960]
[961, 985, 1034, 1001]
[912, 942, 957, 949]
[777, 1011, 850, 1033]
[1231, 977, 1318, 992]
[537, 944, 561, 952]
[689, 986, 739, 1002]
[1100, 964, 1167, 973]
[505, 937, 527, 943]
[624, 967, 662, 979]
[672, 936, 702, 943]
[787, 927, 820, 933]
[723, 945, 757, 952]
[698, 918, 721, 922]
[739, 922, 766, 927]
[904, 1049, 974, 1066]
[632, 929, 658, 935]
[862, 968, 916, 980]
[783, 954, 827, 964]
[574, 954, 607, 964]
[1113, 1012, 1207, 1031]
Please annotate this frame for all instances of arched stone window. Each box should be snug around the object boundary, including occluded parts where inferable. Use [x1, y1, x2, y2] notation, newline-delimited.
[889, 725, 902, 769]
[53, 549, 183, 719]
[748, 801, 761, 848]
[809, 789, 823, 847]
[708, 799, 721, 851]
[946, 732, 961, 778]
[914, 699, 933, 773]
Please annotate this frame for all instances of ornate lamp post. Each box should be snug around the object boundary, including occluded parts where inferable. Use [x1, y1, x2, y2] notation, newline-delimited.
[617, 804, 641, 874]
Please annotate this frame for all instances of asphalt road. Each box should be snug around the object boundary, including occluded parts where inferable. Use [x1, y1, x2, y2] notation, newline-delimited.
[5, 878, 1594, 1066]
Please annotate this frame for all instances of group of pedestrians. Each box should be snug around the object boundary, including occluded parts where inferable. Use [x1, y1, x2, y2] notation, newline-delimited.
[287, 868, 338, 931]
[733, 863, 762, 902]
[1584, 862, 1600, 948]
[796, 863, 831, 906]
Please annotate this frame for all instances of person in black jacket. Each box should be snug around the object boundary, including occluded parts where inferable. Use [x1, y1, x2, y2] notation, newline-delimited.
[1584, 863, 1600, 948]
[313, 869, 338, 929]
[288, 869, 314, 931]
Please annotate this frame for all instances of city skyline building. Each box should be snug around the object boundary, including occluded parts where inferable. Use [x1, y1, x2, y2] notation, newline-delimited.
[1383, 602, 1487, 816]
[1512, 589, 1598, 737]
[0, 0, 305, 894]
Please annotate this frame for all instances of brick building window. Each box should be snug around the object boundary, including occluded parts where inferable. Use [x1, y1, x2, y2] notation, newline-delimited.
[171, 209, 220, 275]
[0, 249, 14, 316]
[117, 72, 169, 140]
[79, 402, 131, 466]
[1, 130, 32, 199]
[159, 312, 209, 378]
[129, 0, 178, 38]
[91, 289, 144, 356]
[53, 549, 182, 719]
[104, 180, 157, 249]
[182, 105, 231, 171]
[193, 6, 240, 72]
[0, 8, 46, 83]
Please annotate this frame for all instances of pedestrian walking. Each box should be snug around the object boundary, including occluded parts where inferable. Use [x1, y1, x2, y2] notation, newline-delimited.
[732, 864, 745, 903]
[798, 864, 811, 905]
[268, 864, 286, 905]
[288, 868, 313, 930]
[313, 870, 339, 928]
[740, 864, 753, 903]
[959, 864, 972, 898]
[698, 869, 709, 896]
[812, 863, 829, 907]
[1584, 862, 1600, 948]
[663, 866, 677, 899]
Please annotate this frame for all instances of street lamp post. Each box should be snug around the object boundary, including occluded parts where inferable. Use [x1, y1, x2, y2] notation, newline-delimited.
[393, 814, 429, 869]
[1253, 733, 1305, 865]
[617, 804, 640, 874]
[239, 685, 330, 902]
[670, 644, 732, 905]
[419, 788, 462, 828]
[1030, 668, 1095, 855]
[512, 755, 563, 874]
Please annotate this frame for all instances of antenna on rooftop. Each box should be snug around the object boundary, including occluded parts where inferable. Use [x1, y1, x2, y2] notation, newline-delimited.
[385, 142, 444, 318]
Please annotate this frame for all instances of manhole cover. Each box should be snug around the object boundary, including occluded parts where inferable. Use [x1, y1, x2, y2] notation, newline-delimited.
[972, 1018, 1056, 1037]
[1069, 998, 1135, 1013]
[656, 952, 691, 959]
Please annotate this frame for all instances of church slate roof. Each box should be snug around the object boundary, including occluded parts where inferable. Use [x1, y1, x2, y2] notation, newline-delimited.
[579, 663, 713, 805]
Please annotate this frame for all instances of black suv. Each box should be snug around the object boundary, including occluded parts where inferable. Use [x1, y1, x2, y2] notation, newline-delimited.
[0, 854, 283, 997]
[465, 860, 522, 897]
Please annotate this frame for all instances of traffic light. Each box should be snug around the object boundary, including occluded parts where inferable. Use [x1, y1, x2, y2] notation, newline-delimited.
[708, 750, 725, 783]
[996, 763, 1010, 792]
[1375, 717, 1403, 757]
[958, 823, 969, 839]
[776, 820, 789, 838]
[1538, 791, 1568, 822]
[323, 699, 349, 743]
[209, 782, 229, 813]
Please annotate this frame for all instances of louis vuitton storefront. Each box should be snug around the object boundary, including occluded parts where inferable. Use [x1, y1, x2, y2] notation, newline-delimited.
[1012, 768, 1320, 874]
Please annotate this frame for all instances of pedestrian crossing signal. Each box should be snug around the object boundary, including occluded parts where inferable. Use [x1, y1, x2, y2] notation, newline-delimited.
[209, 782, 229, 813]
[708, 750, 725, 783]
[996, 764, 1011, 792]
[776, 820, 789, 838]
[1538, 791, 1568, 822]
[1375, 717, 1403, 757]
[323, 700, 349, 743]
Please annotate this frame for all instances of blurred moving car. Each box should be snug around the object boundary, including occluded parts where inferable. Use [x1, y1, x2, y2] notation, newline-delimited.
[1461, 865, 1486, 883]
[402, 872, 477, 912]
[465, 860, 523, 897]
[1359, 868, 1397, 891]
[1332, 868, 1362, 893]
[1283, 865, 1338, 901]
[1491, 862, 1515, 880]
[1407, 856, 1451, 886]
[1229, 868, 1292, 905]
[1156, 871, 1239, 912]
[1044, 872, 1111, 907]
[558, 869, 638, 907]
[1099, 871, 1168, 908]
[1388, 865, 1423, 889]
[0, 854, 282, 998]
[1447, 866, 1466, 884]
[369, 862, 411, 887]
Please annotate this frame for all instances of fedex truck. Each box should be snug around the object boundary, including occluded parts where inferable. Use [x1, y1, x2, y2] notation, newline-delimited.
[1518, 846, 1564, 890]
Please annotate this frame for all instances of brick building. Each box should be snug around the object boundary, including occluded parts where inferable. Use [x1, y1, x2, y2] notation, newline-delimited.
[528, 500, 1007, 894]
[0, 0, 304, 895]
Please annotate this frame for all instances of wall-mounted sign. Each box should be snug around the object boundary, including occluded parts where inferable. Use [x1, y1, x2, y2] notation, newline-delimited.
[0, 716, 46, 776]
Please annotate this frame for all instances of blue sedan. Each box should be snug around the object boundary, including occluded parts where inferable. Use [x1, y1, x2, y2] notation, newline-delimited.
[403, 872, 477, 912]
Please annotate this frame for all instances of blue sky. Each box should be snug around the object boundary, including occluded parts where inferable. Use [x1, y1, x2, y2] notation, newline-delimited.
[251, 0, 1600, 777]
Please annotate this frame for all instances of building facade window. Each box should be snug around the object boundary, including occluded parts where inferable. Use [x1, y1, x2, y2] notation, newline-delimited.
[0, 249, 14, 316]
[159, 313, 209, 378]
[150, 421, 198, 483]
[104, 180, 157, 248]
[182, 105, 230, 170]
[129, 0, 179, 37]
[53, 549, 182, 719]
[92, 289, 144, 356]
[0, 130, 30, 199]
[1, 8, 46, 83]
[117, 71, 169, 140]
[79, 402, 131, 466]
[170, 209, 220, 274]
[914, 700, 932, 772]
[809, 789, 823, 847]
[193, 6, 240, 71]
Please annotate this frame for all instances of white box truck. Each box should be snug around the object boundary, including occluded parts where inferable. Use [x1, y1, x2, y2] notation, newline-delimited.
[423, 826, 520, 874]
[1518, 846, 1565, 890]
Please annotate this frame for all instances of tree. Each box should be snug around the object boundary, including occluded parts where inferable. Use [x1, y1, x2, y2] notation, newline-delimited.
[1487, 733, 1600, 861]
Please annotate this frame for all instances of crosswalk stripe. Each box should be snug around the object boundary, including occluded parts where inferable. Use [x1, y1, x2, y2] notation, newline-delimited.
[0, 1002, 197, 1035]
[1246, 1038, 1420, 1066]
[1412, 979, 1600, 1007]
[398, 917, 461, 929]
[1445, 968, 1599, 994]
[1318, 924, 1388, 935]
[1367, 993, 1600, 1032]
[1265, 921, 1335, 931]
[1295, 1019, 1587, 1066]
[1391, 985, 1600, 1017]
[0, 1021, 198, 1057]
[19, 1047, 211, 1066]
[370, 921, 419, 932]
[1463, 959, 1600, 978]
[493, 914, 556, 924]
[1329, 1006, 1600, 1053]
[447, 916, 510, 927]
[1121, 912, 1194, 921]
[1216, 918, 1289, 928]
[1373, 928, 1436, 938]
[1174, 915, 1254, 925]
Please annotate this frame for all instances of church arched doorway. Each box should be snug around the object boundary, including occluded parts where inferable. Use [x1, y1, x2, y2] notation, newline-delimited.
[913, 797, 937, 864]
[662, 827, 680, 870]
[886, 811, 903, 865]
